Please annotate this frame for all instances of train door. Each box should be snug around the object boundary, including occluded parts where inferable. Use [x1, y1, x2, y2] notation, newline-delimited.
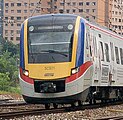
[89, 30, 100, 84]
[98, 37, 110, 86]
[93, 36, 100, 82]
[109, 41, 115, 84]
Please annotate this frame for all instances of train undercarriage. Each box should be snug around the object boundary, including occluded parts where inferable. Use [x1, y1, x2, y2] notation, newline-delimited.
[22, 86, 123, 109]
[87, 86, 123, 104]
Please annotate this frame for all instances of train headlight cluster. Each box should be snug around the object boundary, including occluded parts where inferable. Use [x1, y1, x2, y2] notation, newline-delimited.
[71, 67, 79, 74]
[23, 70, 29, 76]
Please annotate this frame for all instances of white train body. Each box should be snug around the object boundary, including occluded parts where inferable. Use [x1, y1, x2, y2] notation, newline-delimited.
[19, 14, 123, 105]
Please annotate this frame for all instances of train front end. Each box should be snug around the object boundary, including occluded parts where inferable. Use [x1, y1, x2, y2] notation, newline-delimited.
[19, 14, 92, 105]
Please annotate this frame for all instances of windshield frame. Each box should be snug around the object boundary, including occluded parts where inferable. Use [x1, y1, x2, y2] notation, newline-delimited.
[27, 15, 77, 64]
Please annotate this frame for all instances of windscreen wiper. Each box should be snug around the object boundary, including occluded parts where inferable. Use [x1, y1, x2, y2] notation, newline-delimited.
[41, 50, 68, 57]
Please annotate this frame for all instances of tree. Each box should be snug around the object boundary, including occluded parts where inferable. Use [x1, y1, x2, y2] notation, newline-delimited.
[0, 36, 19, 91]
[0, 51, 19, 86]
[0, 72, 10, 91]
[0, 37, 19, 92]
[0, 37, 19, 56]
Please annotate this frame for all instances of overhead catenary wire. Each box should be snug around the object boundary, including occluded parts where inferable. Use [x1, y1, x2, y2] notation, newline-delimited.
[2, 0, 44, 24]
[3, 0, 108, 25]
[63, 1, 107, 23]
[3, 0, 112, 24]
[62, 0, 123, 33]
[3, 0, 123, 28]
[30, 0, 42, 17]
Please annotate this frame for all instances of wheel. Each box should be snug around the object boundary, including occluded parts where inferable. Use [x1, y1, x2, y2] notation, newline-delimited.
[45, 103, 50, 109]
[71, 101, 78, 107]
[23, 95, 35, 104]
[101, 99, 104, 103]
[89, 99, 93, 104]
[71, 102, 76, 107]
[93, 99, 96, 104]
[53, 103, 58, 109]
[78, 100, 82, 106]
[101, 99, 106, 103]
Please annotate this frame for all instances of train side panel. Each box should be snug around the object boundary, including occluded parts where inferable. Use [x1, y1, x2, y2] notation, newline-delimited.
[86, 23, 123, 87]
[86, 22, 123, 101]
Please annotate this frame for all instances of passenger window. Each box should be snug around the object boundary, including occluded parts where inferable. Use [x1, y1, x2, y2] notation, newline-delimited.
[115, 47, 120, 64]
[98, 34, 101, 38]
[105, 43, 110, 62]
[110, 42, 114, 61]
[120, 48, 123, 65]
[99, 42, 104, 61]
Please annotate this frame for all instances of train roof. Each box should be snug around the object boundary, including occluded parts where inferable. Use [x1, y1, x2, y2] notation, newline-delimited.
[27, 14, 123, 40]
[86, 19, 123, 40]
[28, 14, 78, 20]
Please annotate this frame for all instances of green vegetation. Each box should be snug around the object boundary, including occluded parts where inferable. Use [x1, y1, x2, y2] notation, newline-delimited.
[0, 36, 20, 94]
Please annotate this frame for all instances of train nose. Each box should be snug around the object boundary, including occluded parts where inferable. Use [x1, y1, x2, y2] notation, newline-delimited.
[40, 82, 56, 93]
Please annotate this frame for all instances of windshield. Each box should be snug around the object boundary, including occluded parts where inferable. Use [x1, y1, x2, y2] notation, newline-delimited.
[28, 15, 76, 63]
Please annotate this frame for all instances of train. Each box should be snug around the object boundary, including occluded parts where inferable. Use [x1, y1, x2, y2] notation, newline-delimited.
[19, 14, 123, 109]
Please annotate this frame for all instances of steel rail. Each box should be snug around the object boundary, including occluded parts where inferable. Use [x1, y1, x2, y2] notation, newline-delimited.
[0, 108, 65, 119]
[95, 116, 123, 120]
[0, 99, 13, 102]
[0, 101, 27, 107]
[0, 100, 123, 119]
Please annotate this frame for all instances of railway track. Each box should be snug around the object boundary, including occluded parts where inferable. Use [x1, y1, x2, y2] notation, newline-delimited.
[97, 109, 123, 120]
[0, 100, 123, 119]
[0, 102, 27, 107]
[0, 99, 123, 120]
[0, 108, 62, 119]
[96, 116, 123, 120]
[0, 98, 13, 102]
[0, 98, 25, 105]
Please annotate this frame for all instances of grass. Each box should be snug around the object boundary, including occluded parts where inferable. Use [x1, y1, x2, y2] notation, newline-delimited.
[10, 86, 21, 94]
[0, 86, 21, 94]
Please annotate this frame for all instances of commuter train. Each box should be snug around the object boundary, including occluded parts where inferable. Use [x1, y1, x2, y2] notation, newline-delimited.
[19, 14, 123, 109]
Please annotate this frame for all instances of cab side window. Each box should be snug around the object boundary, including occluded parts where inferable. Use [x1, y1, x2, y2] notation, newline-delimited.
[120, 48, 123, 65]
[99, 42, 104, 61]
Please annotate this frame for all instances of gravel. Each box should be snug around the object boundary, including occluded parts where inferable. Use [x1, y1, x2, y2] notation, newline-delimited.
[1, 94, 123, 120]
[2, 104, 123, 120]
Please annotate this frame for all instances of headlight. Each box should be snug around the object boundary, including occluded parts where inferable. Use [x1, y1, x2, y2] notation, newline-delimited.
[71, 67, 79, 74]
[23, 70, 29, 76]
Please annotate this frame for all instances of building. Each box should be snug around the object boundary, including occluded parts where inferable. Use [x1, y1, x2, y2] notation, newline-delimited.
[57, 0, 112, 27]
[2, 0, 115, 44]
[110, 0, 123, 35]
[3, 0, 46, 44]
[0, 0, 3, 37]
